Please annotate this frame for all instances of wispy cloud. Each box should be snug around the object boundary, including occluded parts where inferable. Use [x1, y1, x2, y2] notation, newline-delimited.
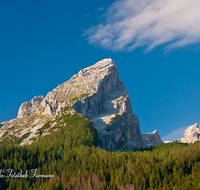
[97, 7, 105, 11]
[162, 126, 188, 142]
[85, 0, 200, 52]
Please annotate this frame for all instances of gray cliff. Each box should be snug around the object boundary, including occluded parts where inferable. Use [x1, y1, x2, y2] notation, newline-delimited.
[142, 130, 164, 147]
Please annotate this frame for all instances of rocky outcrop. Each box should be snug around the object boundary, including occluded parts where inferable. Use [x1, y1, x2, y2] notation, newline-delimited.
[142, 130, 163, 147]
[0, 58, 162, 150]
[18, 96, 44, 118]
[179, 123, 200, 143]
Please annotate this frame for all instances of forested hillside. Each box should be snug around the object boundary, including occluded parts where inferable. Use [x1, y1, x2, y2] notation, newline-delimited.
[0, 108, 200, 189]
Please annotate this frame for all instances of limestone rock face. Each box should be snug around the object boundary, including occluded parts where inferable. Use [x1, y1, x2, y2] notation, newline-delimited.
[0, 58, 162, 150]
[142, 130, 163, 147]
[179, 123, 200, 143]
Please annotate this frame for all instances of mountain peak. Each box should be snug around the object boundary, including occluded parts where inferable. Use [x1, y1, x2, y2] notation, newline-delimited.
[180, 123, 200, 143]
[0, 59, 162, 151]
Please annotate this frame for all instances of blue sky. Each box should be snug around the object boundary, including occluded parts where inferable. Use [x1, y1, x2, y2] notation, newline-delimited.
[1, 0, 200, 141]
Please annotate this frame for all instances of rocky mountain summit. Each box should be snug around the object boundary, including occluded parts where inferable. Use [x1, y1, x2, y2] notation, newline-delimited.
[0, 58, 163, 151]
[179, 123, 200, 143]
[142, 130, 163, 148]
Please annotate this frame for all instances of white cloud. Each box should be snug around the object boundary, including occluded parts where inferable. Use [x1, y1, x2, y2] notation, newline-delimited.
[162, 126, 188, 142]
[85, 0, 200, 51]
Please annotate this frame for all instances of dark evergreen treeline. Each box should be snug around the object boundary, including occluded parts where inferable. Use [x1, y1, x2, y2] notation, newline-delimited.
[0, 110, 200, 189]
